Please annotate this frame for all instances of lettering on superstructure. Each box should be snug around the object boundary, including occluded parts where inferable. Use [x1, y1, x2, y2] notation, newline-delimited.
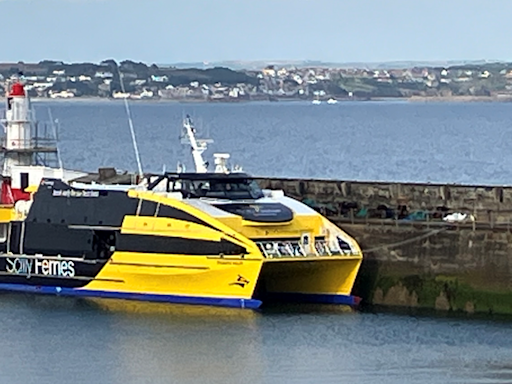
[5, 257, 75, 278]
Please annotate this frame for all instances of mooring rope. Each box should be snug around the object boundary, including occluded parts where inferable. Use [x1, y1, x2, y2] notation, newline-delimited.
[363, 228, 447, 254]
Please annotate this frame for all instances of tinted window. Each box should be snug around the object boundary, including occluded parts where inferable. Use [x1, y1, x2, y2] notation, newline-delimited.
[181, 179, 263, 200]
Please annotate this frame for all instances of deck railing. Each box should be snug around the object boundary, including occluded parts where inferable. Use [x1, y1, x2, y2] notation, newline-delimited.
[256, 239, 356, 259]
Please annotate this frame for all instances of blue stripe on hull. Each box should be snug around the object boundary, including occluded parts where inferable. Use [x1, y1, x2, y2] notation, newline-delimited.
[0, 283, 262, 309]
[264, 292, 361, 306]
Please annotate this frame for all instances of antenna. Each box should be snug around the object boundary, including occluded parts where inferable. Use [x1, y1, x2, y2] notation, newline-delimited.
[47, 108, 63, 169]
[117, 67, 143, 178]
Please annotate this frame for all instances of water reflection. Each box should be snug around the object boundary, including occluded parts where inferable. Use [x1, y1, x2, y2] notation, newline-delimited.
[0, 294, 266, 384]
[89, 298, 265, 384]
[2, 293, 512, 384]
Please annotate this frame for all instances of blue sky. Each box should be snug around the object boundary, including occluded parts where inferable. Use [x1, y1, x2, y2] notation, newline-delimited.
[2, 0, 511, 64]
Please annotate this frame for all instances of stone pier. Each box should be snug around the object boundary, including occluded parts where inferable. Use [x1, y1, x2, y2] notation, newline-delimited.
[257, 177, 512, 315]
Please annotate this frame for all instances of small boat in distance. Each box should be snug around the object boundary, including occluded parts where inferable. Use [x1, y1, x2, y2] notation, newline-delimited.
[0, 83, 363, 309]
[327, 98, 338, 104]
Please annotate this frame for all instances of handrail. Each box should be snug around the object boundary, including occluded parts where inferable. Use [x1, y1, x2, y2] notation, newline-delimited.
[256, 239, 356, 259]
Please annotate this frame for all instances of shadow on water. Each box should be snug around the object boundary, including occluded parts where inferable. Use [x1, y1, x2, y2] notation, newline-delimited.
[0, 291, 359, 316]
[360, 303, 512, 325]
[259, 301, 356, 316]
[4, 290, 512, 323]
[0, 292, 264, 326]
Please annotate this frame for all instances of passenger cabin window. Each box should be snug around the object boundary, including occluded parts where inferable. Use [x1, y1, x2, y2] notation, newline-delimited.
[138, 200, 157, 216]
[178, 178, 264, 200]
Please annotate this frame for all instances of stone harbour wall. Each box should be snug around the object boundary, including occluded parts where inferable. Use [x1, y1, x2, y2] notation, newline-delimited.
[257, 177, 512, 224]
[257, 177, 512, 315]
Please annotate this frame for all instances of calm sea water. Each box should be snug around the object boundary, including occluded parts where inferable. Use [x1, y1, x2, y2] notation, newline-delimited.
[35, 99, 512, 185]
[2, 295, 512, 384]
[2, 100, 512, 384]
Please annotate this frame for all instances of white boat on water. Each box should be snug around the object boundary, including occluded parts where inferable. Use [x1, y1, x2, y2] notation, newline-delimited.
[327, 98, 338, 104]
[312, 99, 321, 105]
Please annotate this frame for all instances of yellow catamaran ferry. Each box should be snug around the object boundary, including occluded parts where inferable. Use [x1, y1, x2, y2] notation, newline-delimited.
[0, 81, 363, 309]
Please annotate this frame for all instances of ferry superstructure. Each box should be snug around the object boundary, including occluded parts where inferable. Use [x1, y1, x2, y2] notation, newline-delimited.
[0, 82, 363, 309]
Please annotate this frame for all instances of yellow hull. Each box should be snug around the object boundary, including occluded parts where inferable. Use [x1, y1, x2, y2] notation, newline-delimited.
[85, 252, 263, 304]
[79, 253, 362, 308]
[255, 256, 362, 305]
[0, 252, 362, 308]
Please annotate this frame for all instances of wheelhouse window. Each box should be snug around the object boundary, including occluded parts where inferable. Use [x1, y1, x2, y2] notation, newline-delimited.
[182, 178, 264, 200]
[146, 173, 264, 200]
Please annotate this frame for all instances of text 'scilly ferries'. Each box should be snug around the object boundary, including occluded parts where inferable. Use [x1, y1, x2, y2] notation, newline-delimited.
[0, 84, 363, 309]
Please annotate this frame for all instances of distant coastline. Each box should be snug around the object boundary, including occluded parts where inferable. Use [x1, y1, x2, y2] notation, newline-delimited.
[2, 59, 512, 103]
[13, 95, 512, 104]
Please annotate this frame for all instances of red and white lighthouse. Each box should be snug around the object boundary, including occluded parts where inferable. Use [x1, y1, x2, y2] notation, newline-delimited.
[3, 80, 34, 175]
[0, 78, 86, 204]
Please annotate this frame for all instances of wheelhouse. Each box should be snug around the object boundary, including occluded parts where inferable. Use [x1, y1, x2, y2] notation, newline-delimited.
[146, 172, 264, 200]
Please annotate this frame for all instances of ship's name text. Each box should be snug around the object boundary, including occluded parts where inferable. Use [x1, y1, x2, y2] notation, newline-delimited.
[6, 257, 75, 278]
[53, 190, 99, 198]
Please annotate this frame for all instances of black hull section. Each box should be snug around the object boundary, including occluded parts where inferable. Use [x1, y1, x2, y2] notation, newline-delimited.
[0, 254, 109, 287]
[0, 179, 250, 290]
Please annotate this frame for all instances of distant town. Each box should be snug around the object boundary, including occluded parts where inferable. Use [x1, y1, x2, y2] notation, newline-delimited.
[2, 59, 512, 102]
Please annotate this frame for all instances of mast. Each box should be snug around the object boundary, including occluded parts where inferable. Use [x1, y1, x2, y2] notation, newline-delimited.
[181, 115, 210, 173]
[179, 114, 243, 174]
[117, 68, 143, 179]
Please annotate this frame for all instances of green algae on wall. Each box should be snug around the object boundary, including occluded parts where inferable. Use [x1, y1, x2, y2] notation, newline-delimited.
[366, 274, 512, 315]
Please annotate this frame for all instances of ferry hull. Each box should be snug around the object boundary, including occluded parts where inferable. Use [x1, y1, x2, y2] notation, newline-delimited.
[0, 252, 264, 309]
[0, 253, 362, 309]
[0, 283, 262, 309]
[84, 252, 264, 307]
[255, 257, 362, 306]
